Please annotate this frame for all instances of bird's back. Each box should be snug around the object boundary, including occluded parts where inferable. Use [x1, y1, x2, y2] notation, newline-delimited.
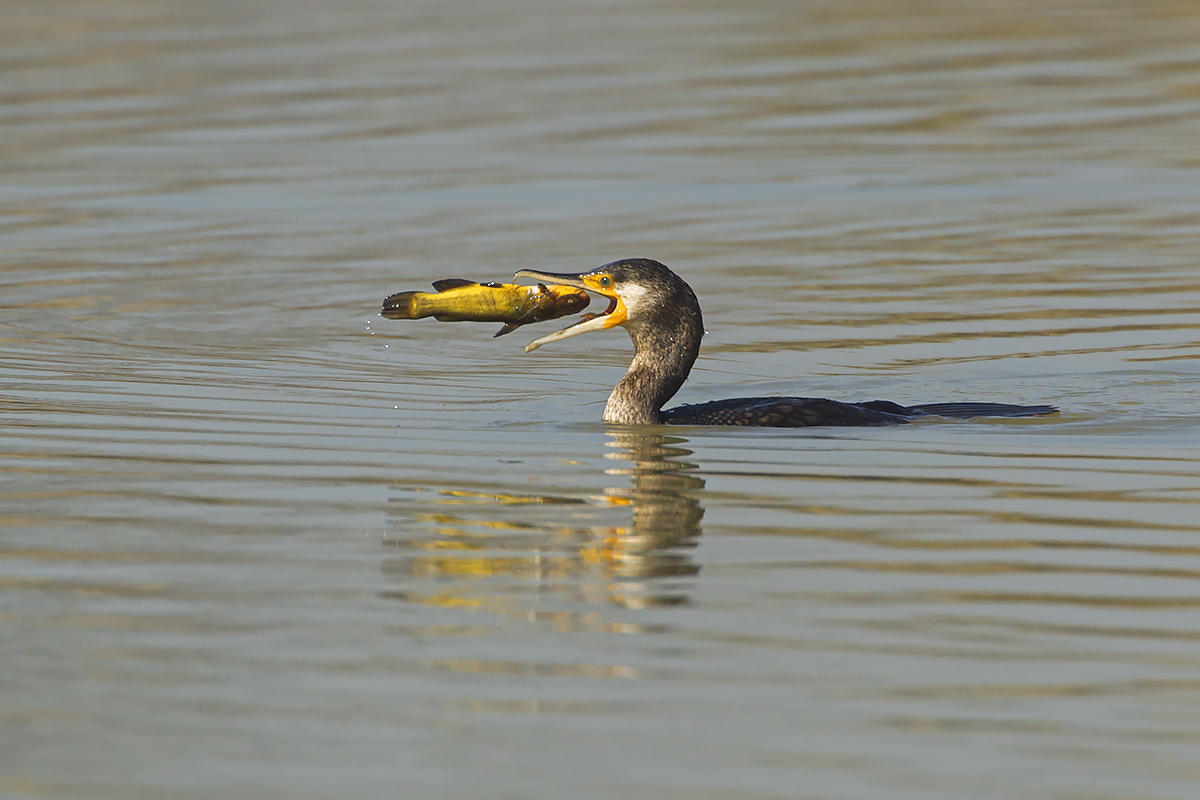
[661, 397, 1057, 427]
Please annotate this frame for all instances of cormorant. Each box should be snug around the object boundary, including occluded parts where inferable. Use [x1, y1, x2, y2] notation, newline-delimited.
[515, 259, 1057, 427]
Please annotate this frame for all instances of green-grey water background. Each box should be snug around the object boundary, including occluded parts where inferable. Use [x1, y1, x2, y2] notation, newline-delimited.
[4, 0, 1200, 797]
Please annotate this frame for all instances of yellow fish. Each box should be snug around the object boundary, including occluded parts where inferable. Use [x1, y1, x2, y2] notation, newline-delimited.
[381, 279, 591, 337]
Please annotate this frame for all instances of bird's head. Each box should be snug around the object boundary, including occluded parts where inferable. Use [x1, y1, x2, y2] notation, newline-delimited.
[515, 258, 698, 353]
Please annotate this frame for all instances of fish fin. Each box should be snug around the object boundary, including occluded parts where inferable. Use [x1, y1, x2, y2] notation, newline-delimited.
[431, 278, 477, 292]
[537, 283, 549, 294]
[381, 291, 421, 319]
[493, 322, 519, 337]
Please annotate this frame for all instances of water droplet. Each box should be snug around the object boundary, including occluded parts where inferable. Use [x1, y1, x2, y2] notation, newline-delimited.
[383, 344, 389, 349]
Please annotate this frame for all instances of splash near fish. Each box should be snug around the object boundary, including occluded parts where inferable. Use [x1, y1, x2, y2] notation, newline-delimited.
[381, 279, 591, 337]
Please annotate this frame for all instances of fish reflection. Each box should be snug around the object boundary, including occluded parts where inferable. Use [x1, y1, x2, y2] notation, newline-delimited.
[381, 429, 704, 617]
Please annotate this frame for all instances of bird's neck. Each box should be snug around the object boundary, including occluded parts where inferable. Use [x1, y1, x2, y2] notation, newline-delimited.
[603, 357, 674, 425]
[603, 306, 702, 425]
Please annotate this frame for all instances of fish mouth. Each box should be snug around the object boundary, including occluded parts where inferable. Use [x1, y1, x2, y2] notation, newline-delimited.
[514, 269, 627, 352]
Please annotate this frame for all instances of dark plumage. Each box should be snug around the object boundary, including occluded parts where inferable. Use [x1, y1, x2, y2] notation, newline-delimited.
[662, 398, 1058, 427]
[516, 259, 1058, 428]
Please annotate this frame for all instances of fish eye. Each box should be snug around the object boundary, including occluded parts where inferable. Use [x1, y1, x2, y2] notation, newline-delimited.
[597, 275, 613, 289]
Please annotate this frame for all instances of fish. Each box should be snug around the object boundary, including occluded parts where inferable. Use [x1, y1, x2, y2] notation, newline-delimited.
[380, 279, 591, 337]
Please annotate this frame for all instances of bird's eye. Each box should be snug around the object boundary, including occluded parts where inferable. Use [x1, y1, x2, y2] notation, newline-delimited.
[598, 275, 613, 289]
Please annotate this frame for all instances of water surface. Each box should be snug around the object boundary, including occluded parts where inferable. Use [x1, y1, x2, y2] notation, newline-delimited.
[4, 1, 1200, 798]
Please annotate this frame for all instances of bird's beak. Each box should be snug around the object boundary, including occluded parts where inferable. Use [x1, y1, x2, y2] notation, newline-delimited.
[514, 269, 626, 352]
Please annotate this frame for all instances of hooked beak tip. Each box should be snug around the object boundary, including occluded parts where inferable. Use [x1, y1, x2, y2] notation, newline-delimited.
[514, 268, 589, 290]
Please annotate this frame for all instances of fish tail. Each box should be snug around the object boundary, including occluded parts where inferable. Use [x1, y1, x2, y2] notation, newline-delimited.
[381, 291, 426, 319]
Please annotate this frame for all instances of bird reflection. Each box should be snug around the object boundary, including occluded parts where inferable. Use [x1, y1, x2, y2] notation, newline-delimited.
[587, 430, 703, 606]
[380, 429, 704, 615]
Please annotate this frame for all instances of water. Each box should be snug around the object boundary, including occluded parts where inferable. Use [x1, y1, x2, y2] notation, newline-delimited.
[4, 0, 1200, 797]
